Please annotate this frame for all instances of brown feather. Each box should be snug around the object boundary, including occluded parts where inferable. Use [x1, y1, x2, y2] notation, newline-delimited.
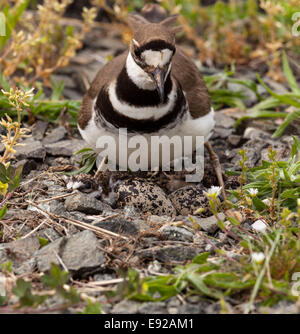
[78, 52, 128, 129]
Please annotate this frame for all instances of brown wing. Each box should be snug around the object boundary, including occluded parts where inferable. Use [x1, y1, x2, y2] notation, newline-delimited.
[172, 48, 211, 118]
[78, 51, 128, 129]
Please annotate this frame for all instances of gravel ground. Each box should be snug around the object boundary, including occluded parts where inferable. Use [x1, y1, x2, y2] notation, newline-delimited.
[0, 26, 297, 314]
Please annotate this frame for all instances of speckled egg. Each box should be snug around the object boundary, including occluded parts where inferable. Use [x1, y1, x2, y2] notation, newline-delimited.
[115, 179, 176, 216]
[169, 185, 210, 216]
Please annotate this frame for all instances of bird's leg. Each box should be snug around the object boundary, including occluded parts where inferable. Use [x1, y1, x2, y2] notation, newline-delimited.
[205, 141, 226, 200]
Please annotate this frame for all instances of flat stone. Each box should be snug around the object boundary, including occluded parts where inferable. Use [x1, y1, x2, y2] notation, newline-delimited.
[65, 192, 110, 214]
[137, 246, 201, 263]
[43, 126, 67, 145]
[0, 235, 40, 269]
[111, 299, 140, 314]
[49, 200, 68, 216]
[178, 303, 209, 314]
[95, 218, 139, 236]
[159, 225, 194, 242]
[148, 215, 172, 225]
[214, 112, 235, 129]
[36, 230, 106, 276]
[38, 227, 61, 242]
[191, 213, 225, 234]
[231, 138, 267, 168]
[32, 120, 49, 140]
[131, 219, 150, 232]
[243, 127, 270, 140]
[228, 134, 242, 147]
[16, 139, 46, 160]
[138, 302, 167, 314]
[45, 139, 86, 157]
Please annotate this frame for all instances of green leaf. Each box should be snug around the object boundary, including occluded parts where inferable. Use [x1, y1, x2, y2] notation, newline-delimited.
[235, 110, 287, 129]
[38, 237, 49, 248]
[282, 51, 300, 94]
[204, 272, 255, 289]
[252, 196, 268, 212]
[73, 147, 94, 155]
[0, 71, 10, 91]
[0, 295, 7, 306]
[12, 279, 32, 298]
[291, 136, 300, 158]
[50, 77, 65, 101]
[186, 272, 222, 299]
[80, 300, 102, 314]
[272, 109, 300, 138]
[192, 252, 210, 264]
[257, 74, 300, 108]
[42, 263, 69, 289]
[0, 0, 30, 51]
[0, 204, 7, 220]
[0, 260, 12, 272]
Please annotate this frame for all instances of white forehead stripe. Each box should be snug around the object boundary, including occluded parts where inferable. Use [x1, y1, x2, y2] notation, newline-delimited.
[141, 49, 173, 67]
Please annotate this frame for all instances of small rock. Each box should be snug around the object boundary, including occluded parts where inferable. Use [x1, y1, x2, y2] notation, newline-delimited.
[123, 205, 141, 218]
[169, 185, 209, 216]
[131, 219, 150, 232]
[45, 139, 85, 157]
[115, 179, 176, 216]
[15, 257, 37, 275]
[32, 120, 49, 140]
[65, 192, 110, 214]
[138, 302, 167, 314]
[38, 227, 61, 242]
[214, 112, 235, 129]
[137, 246, 201, 263]
[179, 302, 209, 314]
[0, 236, 40, 269]
[213, 127, 233, 139]
[95, 218, 139, 236]
[49, 200, 68, 216]
[14, 159, 38, 176]
[36, 230, 106, 276]
[148, 215, 172, 225]
[93, 273, 116, 281]
[243, 127, 270, 140]
[232, 138, 267, 168]
[159, 225, 194, 242]
[228, 134, 242, 147]
[16, 139, 46, 160]
[111, 299, 140, 314]
[167, 297, 181, 314]
[192, 213, 225, 234]
[43, 126, 67, 145]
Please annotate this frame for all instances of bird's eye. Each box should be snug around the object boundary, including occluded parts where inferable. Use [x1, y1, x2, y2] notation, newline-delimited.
[134, 47, 141, 58]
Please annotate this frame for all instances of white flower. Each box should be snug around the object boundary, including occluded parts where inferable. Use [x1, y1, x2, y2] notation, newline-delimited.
[251, 252, 265, 264]
[262, 198, 271, 206]
[247, 188, 258, 197]
[251, 219, 267, 233]
[204, 186, 222, 198]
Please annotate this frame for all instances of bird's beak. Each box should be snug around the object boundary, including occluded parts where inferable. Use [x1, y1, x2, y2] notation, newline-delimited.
[151, 67, 166, 103]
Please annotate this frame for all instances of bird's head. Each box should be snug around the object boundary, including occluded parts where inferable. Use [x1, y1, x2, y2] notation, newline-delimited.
[128, 13, 181, 102]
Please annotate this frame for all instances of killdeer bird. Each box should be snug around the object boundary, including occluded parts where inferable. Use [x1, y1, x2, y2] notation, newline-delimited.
[78, 4, 225, 198]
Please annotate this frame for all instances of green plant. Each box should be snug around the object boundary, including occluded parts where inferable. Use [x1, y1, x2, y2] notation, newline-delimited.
[236, 52, 300, 138]
[0, 263, 102, 313]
